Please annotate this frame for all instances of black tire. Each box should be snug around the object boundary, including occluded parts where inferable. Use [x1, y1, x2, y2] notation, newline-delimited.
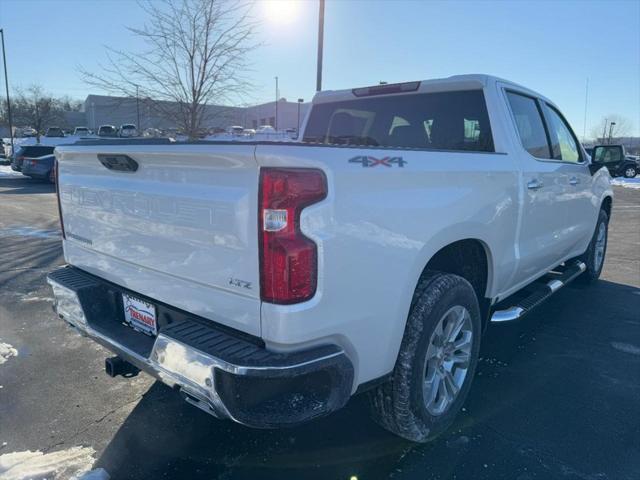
[624, 166, 637, 178]
[368, 271, 481, 442]
[577, 209, 609, 284]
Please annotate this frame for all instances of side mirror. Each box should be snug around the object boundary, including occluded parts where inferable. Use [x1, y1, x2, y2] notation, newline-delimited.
[590, 145, 624, 174]
[592, 145, 623, 164]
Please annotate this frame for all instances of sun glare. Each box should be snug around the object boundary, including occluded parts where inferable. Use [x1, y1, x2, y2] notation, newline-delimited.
[263, 0, 300, 25]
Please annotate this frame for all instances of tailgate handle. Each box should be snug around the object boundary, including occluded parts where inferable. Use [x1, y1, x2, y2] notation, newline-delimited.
[97, 154, 139, 172]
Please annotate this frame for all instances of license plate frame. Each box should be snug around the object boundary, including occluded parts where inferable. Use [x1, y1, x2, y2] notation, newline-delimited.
[122, 293, 158, 337]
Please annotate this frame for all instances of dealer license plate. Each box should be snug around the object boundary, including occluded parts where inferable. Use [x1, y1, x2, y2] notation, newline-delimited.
[122, 293, 157, 336]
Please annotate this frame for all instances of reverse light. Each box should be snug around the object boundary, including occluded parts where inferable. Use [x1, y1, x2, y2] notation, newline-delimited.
[259, 168, 327, 304]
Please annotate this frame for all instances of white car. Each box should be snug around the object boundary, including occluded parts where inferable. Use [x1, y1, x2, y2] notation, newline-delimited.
[73, 127, 91, 136]
[227, 126, 245, 135]
[49, 74, 612, 441]
[20, 127, 38, 137]
[256, 125, 275, 134]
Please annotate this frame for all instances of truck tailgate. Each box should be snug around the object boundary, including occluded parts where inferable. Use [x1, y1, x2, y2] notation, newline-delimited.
[56, 143, 261, 336]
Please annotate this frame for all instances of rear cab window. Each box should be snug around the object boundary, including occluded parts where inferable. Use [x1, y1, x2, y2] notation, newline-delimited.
[24, 146, 56, 157]
[303, 90, 494, 152]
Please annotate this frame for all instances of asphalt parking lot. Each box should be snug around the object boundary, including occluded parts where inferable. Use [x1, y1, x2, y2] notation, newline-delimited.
[1, 175, 639, 480]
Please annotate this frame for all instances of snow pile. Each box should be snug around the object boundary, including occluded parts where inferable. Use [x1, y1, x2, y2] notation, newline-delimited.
[0, 447, 109, 480]
[611, 178, 640, 189]
[0, 165, 22, 178]
[0, 342, 18, 365]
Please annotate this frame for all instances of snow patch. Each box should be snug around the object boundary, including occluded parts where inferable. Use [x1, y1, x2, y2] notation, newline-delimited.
[611, 342, 640, 356]
[22, 296, 53, 303]
[0, 342, 18, 365]
[611, 178, 640, 189]
[0, 165, 23, 178]
[0, 446, 108, 480]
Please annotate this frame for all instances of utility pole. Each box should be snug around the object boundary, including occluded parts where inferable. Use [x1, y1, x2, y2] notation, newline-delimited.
[608, 122, 616, 144]
[316, 0, 325, 92]
[601, 119, 608, 144]
[0, 29, 14, 157]
[297, 98, 303, 137]
[274, 76, 278, 130]
[135, 85, 141, 133]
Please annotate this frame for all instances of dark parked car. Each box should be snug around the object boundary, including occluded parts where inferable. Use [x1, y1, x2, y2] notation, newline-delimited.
[45, 127, 65, 137]
[591, 144, 638, 178]
[97, 125, 117, 137]
[21, 154, 56, 182]
[10, 145, 56, 172]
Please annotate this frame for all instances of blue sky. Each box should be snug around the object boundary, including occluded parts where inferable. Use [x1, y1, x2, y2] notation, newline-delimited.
[1, 0, 639, 137]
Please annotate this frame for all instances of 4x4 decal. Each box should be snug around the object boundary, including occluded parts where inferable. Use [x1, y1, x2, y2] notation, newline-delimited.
[349, 155, 407, 168]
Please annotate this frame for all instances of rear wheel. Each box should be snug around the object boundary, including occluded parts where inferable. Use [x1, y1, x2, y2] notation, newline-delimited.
[624, 166, 637, 178]
[577, 209, 609, 284]
[368, 271, 481, 442]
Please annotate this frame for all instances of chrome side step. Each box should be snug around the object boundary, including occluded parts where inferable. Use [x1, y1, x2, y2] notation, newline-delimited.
[491, 261, 586, 323]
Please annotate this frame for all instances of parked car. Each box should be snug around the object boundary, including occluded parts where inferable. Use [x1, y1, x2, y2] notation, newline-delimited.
[227, 125, 244, 135]
[256, 125, 275, 134]
[73, 127, 91, 136]
[591, 144, 638, 178]
[45, 127, 65, 138]
[49, 74, 612, 443]
[21, 154, 55, 182]
[19, 126, 38, 137]
[208, 127, 226, 135]
[119, 124, 138, 138]
[97, 125, 117, 137]
[142, 128, 162, 138]
[10, 145, 56, 171]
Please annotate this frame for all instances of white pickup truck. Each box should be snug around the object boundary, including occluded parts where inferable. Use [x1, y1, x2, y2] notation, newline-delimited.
[48, 75, 613, 442]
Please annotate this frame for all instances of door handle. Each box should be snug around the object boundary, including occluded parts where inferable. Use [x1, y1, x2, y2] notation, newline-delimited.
[527, 179, 544, 190]
[569, 177, 579, 185]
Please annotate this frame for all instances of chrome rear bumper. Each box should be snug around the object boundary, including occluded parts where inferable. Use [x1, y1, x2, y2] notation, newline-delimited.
[47, 266, 354, 428]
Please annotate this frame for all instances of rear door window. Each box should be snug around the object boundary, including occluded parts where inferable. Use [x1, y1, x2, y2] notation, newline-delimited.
[506, 91, 551, 159]
[303, 90, 494, 152]
[541, 103, 582, 163]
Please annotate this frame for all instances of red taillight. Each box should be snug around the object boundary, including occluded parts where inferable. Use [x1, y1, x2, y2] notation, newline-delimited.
[55, 158, 65, 239]
[259, 168, 327, 304]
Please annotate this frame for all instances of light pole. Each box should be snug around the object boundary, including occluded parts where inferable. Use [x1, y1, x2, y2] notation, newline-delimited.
[601, 119, 608, 144]
[297, 98, 303, 137]
[608, 122, 616, 144]
[316, 0, 325, 92]
[0, 29, 14, 157]
[274, 76, 278, 130]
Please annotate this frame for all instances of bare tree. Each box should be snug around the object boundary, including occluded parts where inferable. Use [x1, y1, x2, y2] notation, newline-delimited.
[11, 85, 68, 142]
[590, 115, 633, 143]
[81, 0, 258, 138]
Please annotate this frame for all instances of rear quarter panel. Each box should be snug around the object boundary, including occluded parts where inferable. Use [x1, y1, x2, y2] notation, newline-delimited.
[256, 144, 520, 387]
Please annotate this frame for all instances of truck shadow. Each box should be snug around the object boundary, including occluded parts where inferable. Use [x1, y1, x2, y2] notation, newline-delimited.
[0, 176, 55, 194]
[94, 279, 640, 479]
